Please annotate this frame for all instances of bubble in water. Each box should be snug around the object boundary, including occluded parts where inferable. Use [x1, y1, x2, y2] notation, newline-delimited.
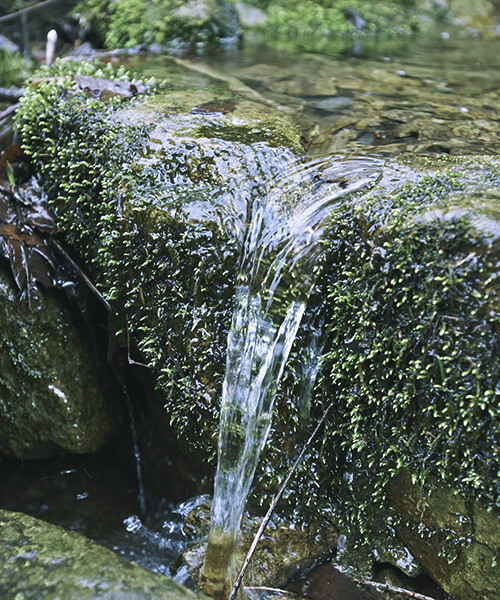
[124, 515, 142, 533]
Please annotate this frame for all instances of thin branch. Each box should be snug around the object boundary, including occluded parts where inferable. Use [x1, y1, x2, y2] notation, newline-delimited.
[50, 239, 111, 311]
[244, 587, 298, 597]
[228, 401, 334, 600]
[354, 578, 437, 600]
[0, 0, 61, 23]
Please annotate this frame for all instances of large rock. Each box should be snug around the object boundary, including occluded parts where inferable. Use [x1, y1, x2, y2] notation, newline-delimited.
[0, 509, 201, 599]
[15, 58, 304, 465]
[389, 470, 499, 600]
[0, 260, 117, 459]
[15, 61, 499, 598]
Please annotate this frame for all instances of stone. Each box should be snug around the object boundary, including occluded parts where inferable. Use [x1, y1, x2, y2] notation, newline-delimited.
[389, 470, 500, 600]
[0, 260, 117, 459]
[0, 509, 201, 600]
[174, 501, 338, 589]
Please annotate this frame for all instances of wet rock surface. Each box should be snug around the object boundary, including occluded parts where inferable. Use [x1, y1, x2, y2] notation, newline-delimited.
[0, 509, 201, 600]
[0, 258, 118, 459]
[174, 501, 338, 589]
[389, 471, 500, 600]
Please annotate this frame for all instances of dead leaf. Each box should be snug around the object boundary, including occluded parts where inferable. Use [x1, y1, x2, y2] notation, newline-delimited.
[191, 99, 236, 115]
[0, 183, 61, 309]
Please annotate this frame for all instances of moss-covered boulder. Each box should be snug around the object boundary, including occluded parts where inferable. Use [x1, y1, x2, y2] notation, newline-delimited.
[14, 61, 499, 598]
[0, 509, 201, 599]
[74, 0, 240, 48]
[0, 260, 117, 459]
[14, 59, 303, 462]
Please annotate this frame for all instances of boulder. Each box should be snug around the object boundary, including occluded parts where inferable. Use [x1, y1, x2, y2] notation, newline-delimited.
[389, 470, 499, 600]
[0, 260, 118, 459]
[15, 60, 499, 598]
[0, 509, 201, 600]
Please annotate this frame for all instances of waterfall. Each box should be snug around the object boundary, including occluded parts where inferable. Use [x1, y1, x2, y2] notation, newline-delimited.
[201, 155, 383, 597]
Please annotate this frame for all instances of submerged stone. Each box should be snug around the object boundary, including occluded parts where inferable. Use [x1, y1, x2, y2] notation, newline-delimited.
[0, 509, 201, 600]
[174, 501, 338, 589]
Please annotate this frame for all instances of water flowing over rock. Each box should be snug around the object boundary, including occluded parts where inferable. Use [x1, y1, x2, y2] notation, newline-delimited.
[14, 59, 499, 600]
[201, 155, 382, 595]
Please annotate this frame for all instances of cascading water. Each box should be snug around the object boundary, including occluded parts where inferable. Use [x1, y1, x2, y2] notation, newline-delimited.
[200, 154, 383, 597]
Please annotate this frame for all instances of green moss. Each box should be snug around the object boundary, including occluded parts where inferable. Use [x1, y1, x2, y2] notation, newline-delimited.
[0, 509, 200, 599]
[251, 168, 499, 567]
[249, 0, 442, 54]
[74, 0, 237, 48]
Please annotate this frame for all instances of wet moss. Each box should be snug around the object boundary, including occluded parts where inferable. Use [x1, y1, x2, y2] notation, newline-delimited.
[15, 59, 302, 461]
[252, 164, 499, 577]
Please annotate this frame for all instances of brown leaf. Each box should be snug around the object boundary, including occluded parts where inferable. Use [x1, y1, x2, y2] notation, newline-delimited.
[0, 183, 61, 308]
[73, 75, 147, 100]
[191, 99, 236, 115]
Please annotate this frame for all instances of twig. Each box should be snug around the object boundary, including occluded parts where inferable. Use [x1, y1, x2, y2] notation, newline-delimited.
[354, 578, 437, 600]
[244, 586, 298, 597]
[0, 0, 61, 23]
[50, 239, 111, 311]
[228, 401, 334, 600]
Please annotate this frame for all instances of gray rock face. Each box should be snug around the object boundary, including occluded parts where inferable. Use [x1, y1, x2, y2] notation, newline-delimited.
[0, 509, 201, 600]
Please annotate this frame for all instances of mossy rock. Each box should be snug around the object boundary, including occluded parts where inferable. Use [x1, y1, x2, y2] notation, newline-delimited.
[74, 0, 239, 48]
[15, 61, 499, 596]
[389, 470, 499, 600]
[0, 509, 201, 599]
[0, 260, 118, 459]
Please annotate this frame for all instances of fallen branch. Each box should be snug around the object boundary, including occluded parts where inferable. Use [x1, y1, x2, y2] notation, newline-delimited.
[50, 239, 111, 311]
[228, 401, 334, 600]
[0, 0, 61, 23]
[355, 578, 437, 600]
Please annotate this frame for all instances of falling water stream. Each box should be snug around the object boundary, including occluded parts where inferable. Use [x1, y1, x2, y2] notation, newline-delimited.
[201, 155, 383, 596]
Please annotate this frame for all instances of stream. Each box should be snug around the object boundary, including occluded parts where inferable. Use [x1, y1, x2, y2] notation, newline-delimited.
[0, 25, 498, 599]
